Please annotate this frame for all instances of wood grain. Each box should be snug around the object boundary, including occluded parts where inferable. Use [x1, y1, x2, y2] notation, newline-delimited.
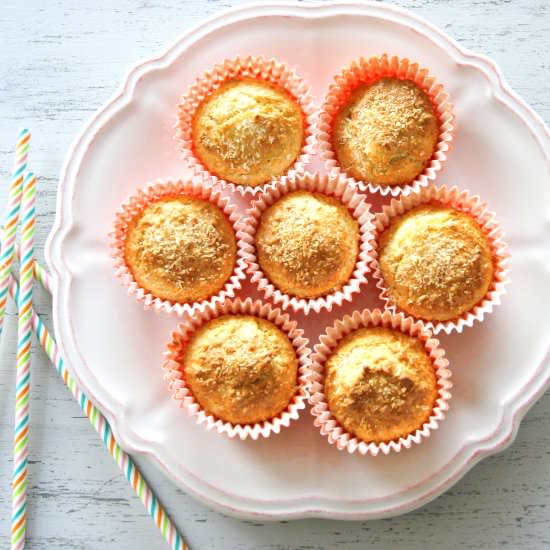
[0, 1, 549, 548]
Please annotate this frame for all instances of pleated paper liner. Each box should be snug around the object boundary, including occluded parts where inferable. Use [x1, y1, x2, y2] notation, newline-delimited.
[318, 53, 455, 197]
[110, 178, 247, 317]
[240, 171, 374, 315]
[162, 298, 311, 440]
[309, 308, 452, 456]
[370, 184, 511, 334]
[176, 55, 316, 196]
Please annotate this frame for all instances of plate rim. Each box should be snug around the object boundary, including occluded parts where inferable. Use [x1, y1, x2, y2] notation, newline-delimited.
[45, 0, 550, 520]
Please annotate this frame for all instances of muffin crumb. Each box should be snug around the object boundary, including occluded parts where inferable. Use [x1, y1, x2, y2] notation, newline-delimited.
[378, 204, 494, 321]
[191, 78, 304, 186]
[325, 326, 438, 443]
[183, 315, 298, 424]
[256, 190, 360, 298]
[333, 77, 439, 186]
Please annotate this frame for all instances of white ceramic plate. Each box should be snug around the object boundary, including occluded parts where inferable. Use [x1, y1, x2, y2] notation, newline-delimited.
[46, 1, 550, 520]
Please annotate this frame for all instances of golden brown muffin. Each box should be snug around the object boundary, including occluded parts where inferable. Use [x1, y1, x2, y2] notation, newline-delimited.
[191, 78, 304, 186]
[124, 196, 236, 303]
[183, 315, 298, 424]
[378, 204, 494, 321]
[255, 190, 360, 298]
[333, 77, 439, 186]
[325, 326, 438, 443]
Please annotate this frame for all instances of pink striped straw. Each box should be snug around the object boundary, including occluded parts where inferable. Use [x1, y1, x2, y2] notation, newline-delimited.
[11, 171, 37, 550]
[0, 129, 30, 338]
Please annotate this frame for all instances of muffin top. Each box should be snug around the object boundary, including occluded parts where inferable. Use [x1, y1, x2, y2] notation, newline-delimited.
[332, 77, 439, 186]
[124, 196, 236, 303]
[325, 326, 438, 443]
[191, 78, 304, 187]
[182, 314, 298, 424]
[378, 204, 494, 321]
[256, 190, 360, 298]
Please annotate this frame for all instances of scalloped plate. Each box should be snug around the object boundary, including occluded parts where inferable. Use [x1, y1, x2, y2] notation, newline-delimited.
[46, 1, 550, 519]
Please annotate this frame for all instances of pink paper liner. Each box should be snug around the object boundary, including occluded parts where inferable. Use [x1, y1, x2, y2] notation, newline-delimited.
[370, 184, 511, 334]
[162, 298, 311, 440]
[309, 308, 452, 456]
[317, 54, 455, 197]
[110, 179, 247, 317]
[239, 171, 375, 315]
[176, 55, 317, 196]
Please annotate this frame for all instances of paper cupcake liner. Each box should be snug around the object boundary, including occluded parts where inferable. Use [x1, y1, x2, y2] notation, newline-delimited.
[110, 179, 247, 317]
[317, 54, 455, 197]
[162, 298, 311, 440]
[176, 55, 317, 196]
[370, 184, 511, 334]
[239, 171, 375, 315]
[309, 308, 452, 456]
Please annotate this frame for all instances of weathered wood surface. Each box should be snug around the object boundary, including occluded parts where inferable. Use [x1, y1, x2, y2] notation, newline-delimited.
[0, 0, 549, 548]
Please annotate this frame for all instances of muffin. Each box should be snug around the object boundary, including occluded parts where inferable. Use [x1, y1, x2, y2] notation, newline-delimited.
[325, 326, 438, 443]
[378, 204, 494, 321]
[332, 77, 439, 186]
[255, 190, 360, 298]
[191, 78, 304, 186]
[182, 314, 298, 424]
[124, 196, 236, 303]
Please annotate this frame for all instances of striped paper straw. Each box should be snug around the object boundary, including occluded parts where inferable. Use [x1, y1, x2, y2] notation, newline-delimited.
[7, 272, 188, 550]
[14, 244, 53, 294]
[32, 257, 52, 294]
[0, 129, 30, 338]
[11, 171, 37, 550]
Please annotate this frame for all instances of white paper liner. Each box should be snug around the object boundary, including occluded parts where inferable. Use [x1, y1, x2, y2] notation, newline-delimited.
[370, 184, 511, 334]
[317, 54, 455, 197]
[176, 55, 316, 196]
[239, 171, 374, 314]
[110, 179, 247, 317]
[163, 298, 311, 440]
[309, 308, 452, 456]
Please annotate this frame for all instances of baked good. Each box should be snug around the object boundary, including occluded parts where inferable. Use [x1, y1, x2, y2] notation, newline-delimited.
[377, 204, 494, 321]
[325, 326, 438, 443]
[255, 190, 360, 298]
[332, 77, 439, 186]
[124, 196, 236, 303]
[183, 314, 298, 424]
[191, 78, 304, 186]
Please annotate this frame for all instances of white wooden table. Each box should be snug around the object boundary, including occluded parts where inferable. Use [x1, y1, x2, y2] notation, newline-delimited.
[1, 1, 549, 548]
